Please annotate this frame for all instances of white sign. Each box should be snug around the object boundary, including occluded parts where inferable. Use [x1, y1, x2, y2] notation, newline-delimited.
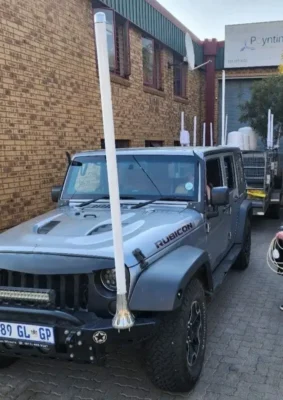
[225, 21, 283, 68]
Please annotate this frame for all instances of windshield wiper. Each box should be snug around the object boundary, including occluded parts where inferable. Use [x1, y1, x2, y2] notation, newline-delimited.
[77, 195, 136, 208]
[132, 156, 162, 196]
[77, 196, 110, 208]
[132, 196, 189, 209]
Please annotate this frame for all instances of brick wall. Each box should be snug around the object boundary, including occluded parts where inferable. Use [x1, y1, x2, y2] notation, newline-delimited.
[0, 0, 205, 231]
[214, 67, 278, 141]
[110, 27, 205, 147]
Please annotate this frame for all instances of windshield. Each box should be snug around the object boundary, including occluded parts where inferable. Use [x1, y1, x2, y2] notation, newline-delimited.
[62, 154, 199, 202]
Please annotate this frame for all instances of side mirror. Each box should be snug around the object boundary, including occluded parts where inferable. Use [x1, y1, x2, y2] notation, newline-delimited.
[51, 185, 62, 203]
[211, 186, 229, 206]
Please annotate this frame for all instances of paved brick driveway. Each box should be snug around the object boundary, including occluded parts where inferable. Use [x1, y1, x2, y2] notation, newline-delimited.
[0, 216, 283, 400]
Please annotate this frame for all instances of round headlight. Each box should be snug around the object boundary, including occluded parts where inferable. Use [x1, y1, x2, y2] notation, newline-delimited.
[100, 269, 117, 292]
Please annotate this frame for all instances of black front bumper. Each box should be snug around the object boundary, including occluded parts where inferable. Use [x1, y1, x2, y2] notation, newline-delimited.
[0, 307, 158, 364]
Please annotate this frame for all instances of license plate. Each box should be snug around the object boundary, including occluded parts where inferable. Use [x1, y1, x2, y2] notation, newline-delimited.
[0, 322, 54, 345]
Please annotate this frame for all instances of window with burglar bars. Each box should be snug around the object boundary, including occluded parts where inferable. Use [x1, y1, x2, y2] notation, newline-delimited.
[142, 37, 162, 90]
[101, 139, 130, 149]
[173, 54, 187, 98]
[93, 7, 130, 78]
[145, 140, 164, 147]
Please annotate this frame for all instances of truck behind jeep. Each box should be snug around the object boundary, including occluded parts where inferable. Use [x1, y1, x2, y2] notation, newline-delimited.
[242, 148, 282, 219]
[0, 146, 252, 393]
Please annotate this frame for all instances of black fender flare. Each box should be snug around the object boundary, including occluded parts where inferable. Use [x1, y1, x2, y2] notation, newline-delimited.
[235, 199, 253, 244]
[129, 245, 212, 312]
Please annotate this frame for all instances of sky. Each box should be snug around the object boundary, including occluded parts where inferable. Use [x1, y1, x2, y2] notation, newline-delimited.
[158, 0, 283, 40]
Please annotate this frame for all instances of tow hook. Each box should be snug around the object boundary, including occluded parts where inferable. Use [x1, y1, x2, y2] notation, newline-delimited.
[65, 330, 79, 346]
[65, 330, 81, 360]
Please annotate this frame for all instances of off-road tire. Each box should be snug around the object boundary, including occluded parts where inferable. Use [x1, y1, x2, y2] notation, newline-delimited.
[233, 218, 251, 270]
[145, 279, 207, 393]
[266, 204, 281, 220]
[0, 356, 18, 368]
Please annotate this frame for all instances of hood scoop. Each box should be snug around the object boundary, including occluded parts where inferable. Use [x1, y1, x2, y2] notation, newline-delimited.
[89, 222, 129, 235]
[37, 220, 61, 235]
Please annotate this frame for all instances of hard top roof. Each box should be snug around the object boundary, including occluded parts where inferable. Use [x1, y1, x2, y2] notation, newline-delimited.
[73, 146, 240, 159]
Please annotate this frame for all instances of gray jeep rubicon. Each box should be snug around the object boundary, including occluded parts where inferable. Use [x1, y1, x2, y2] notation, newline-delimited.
[0, 146, 252, 392]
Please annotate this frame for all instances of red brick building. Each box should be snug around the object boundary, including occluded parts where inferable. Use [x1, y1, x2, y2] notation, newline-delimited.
[0, 0, 206, 231]
[0, 1, 280, 232]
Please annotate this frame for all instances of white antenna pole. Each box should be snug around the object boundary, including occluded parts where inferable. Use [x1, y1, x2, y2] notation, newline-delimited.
[210, 123, 213, 146]
[225, 115, 228, 145]
[271, 114, 274, 149]
[193, 116, 197, 146]
[94, 12, 134, 331]
[221, 70, 226, 145]
[267, 109, 271, 148]
[202, 123, 206, 147]
[181, 111, 185, 132]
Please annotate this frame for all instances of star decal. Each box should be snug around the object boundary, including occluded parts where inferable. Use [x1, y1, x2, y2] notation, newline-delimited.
[93, 331, 107, 344]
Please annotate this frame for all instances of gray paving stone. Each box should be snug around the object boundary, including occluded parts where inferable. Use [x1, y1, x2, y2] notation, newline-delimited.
[255, 363, 269, 376]
[250, 383, 279, 396]
[207, 384, 236, 396]
[262, 394, 282, 400]
[245, 391, 265, 400]
[240, 372, 267, 384]
[221, 356, 246, 365]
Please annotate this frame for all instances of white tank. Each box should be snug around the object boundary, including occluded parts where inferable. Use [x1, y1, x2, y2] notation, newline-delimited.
[239, 127, 257, 150]
[227, 131, 244, 150]
[243, 133, 250, 150]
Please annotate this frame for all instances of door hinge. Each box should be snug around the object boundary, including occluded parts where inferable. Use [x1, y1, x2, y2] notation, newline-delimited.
[206, 223, 210, 233]
[225, 205, 232, 215]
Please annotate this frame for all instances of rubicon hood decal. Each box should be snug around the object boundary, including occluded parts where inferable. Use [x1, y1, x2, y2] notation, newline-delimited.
[155, 223, 194, 249]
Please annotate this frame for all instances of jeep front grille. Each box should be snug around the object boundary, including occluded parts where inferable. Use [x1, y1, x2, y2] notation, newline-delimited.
[0, 271, 89, 311]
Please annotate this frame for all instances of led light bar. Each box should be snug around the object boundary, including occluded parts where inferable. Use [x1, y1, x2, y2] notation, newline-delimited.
[0, 287, 55, 303]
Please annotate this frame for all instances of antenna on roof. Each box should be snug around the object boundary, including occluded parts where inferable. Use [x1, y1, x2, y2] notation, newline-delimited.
[168, 32, 212, 70]
[185, 32, 212, 70]
[184, 32, 195, 70]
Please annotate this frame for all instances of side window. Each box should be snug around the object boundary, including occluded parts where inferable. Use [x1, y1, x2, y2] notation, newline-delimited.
[173, 53, 187, 98]
[224, 156, 236, 190]
[206, 158, 223, 188]
[142, 37, 162, 90]
[93, 8, 130, 78]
